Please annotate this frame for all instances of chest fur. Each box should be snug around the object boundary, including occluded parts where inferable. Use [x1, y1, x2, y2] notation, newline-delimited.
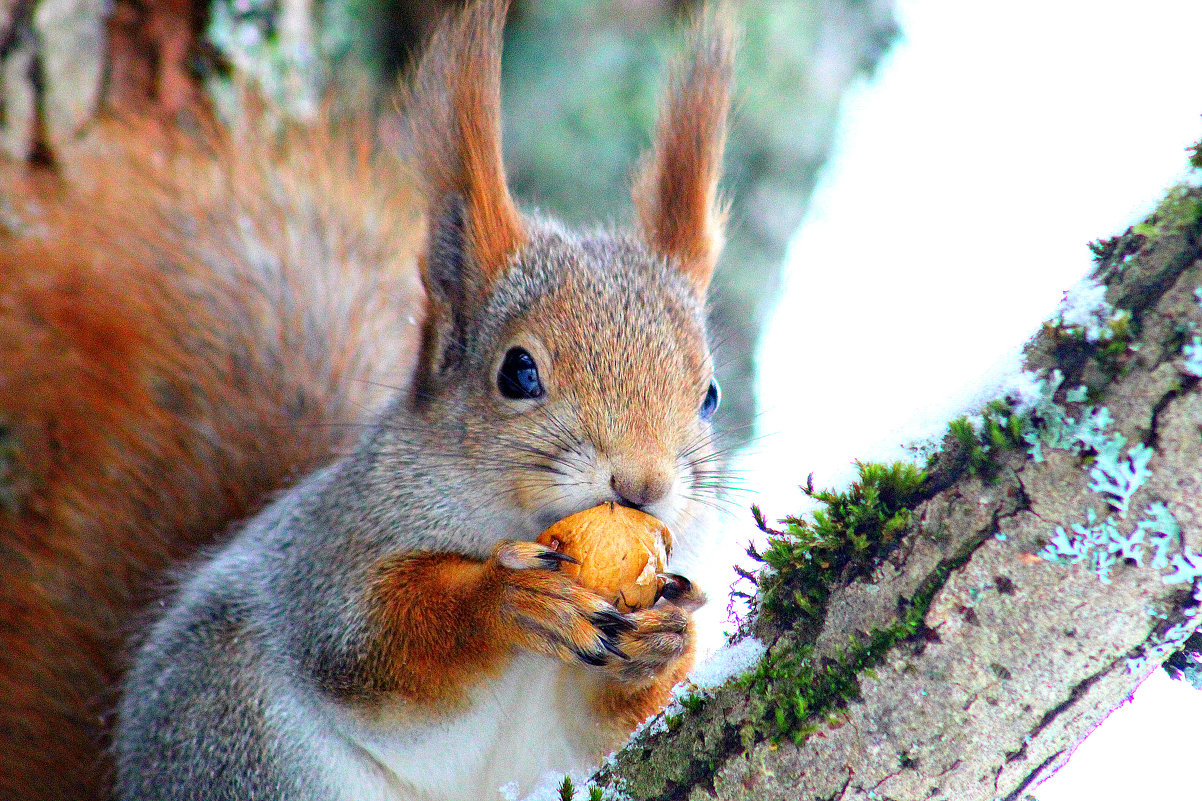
[321, 654, 617, 800]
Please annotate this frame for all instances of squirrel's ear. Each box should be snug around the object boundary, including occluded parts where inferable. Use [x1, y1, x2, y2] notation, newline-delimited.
[407, 0, 525, 305]
[633, 11, 734, 295]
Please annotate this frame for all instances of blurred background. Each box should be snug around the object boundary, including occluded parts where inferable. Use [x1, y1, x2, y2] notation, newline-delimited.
[0, 0, 898, 456]
[2, 0, 1199, 797]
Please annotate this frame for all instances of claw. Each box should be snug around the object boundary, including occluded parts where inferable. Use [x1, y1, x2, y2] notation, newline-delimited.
[658, 573, 691, 601]
[575, 648, 608, 667]
[536, 549, 581, 569]
[591, 607, 636, 635]
[572, 634, 628, 666]
[601, 637, 630, 661]
[656, 573, 705, 611]
[493, 540, 581, 571]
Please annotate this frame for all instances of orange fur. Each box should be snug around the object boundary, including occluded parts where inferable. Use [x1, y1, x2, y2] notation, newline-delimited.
[370, 554, 509, 708]
[0, 115, 424, 800]
[633, 9, 735, 291]
[370, 542, 625, 709]
[371, 544, 699, 744]
[404, 0, 526, 282]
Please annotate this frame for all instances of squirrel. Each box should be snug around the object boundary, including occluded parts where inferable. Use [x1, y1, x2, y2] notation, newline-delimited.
[0, 1, 735, 799]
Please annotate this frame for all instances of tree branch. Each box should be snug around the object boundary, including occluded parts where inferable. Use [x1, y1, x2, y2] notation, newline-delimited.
[596, 183, 1202, 800]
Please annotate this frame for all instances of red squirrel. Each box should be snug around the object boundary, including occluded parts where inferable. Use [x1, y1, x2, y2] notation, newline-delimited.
[0, 1, 733, 798]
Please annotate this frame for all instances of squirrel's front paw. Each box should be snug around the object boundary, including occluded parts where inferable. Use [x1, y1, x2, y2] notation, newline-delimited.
[602, 604, 694, 685]
[489, 540, 635, 667]
[598, 575, 704, 685]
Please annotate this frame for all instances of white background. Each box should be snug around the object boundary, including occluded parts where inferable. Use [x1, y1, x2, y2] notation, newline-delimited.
[696, 1, 1202, 797]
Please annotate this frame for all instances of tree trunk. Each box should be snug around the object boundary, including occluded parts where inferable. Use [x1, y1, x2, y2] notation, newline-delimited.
[596, 186, 1202, 800]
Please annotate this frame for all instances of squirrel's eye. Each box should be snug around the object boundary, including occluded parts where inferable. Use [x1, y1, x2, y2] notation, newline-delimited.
[700, 379, 720, 421]
[498, 347, 545, 400]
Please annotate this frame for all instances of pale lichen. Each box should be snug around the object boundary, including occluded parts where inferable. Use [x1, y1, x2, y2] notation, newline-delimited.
[1040, 503, 1182, 585]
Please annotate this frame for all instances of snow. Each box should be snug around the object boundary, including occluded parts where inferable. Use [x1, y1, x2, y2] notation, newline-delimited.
[504, 770, 587, 801]
[1004, 370, 1047, 416]
[686, 635, 768, 690]
[1055, 277, 1114, 342]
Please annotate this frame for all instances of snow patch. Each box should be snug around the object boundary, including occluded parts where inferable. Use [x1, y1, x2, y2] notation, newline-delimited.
[688, 636, 768, 690]
[1003, 369, 1047, 415]
[1056, 277, 1114, 341]
[507, 769, 588, 801]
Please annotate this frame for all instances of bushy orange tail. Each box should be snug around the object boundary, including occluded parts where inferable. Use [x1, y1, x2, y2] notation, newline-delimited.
[0, 116, 426, 800]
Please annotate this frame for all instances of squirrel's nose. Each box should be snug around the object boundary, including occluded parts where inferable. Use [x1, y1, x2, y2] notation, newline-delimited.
[609, 469, 673, 510]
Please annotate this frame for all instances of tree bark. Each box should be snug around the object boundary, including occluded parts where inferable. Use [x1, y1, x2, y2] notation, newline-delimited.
[596, 189, 1202, 799]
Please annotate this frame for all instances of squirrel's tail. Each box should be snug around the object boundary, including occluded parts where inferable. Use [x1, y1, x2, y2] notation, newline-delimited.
[0, 114, 425, 800]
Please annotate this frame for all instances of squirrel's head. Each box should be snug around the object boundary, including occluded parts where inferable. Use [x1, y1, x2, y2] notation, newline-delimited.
[402, 0, 733, 544]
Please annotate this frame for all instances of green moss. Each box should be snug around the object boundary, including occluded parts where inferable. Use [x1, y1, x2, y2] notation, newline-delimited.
[741, 539, 964, 743]
[1046, 304, 1138, 377]
[553, 776, 607, 801]
[1093, 309, 1139, 376]
[736, 458, 1014, 745]
[750, 461, 927, 628]
[1189, 139, 1202, 171]
[949, 417, 986, 470]
[742, 462, 930, 741]
[947, 400, 1027, 479]
[601, 461, 992, 792]
[1132, 184, 1202, 242]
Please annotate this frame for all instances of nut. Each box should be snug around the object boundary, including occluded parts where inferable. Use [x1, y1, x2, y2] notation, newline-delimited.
[536, 503, 673, 612]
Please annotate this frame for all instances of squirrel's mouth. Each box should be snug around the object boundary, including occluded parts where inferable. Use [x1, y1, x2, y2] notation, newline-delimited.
[531, 495, 614, 536]
[531, 493, 687, 543]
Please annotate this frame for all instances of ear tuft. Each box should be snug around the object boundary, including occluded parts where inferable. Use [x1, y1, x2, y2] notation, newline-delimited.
[405, 0, 526, 287]
[633, 9, 735, 294]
